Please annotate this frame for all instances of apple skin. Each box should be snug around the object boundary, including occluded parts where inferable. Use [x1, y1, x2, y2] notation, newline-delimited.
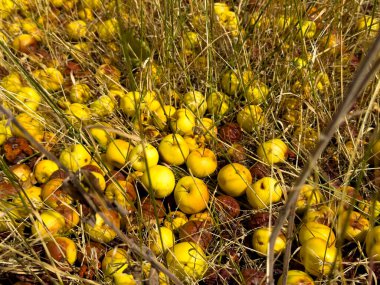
[113, 273, 136, 285]
[186, 148, 217, 178]
[246, 177, 283, 210]
[170, 108, 196, 136]
[105, 139, 132, 169]
[252, 227, 286, 257]
[300, 237, 338, 277]
[32, 68, 63, 91]
[41, 178, 73, 208]
[237, 105, 265, 132]
[46, 236, 77, 265]
[277, 270, 315, 285]
[257, 138, 288, 165]
[141, 165, 176, 198]
[299, 222, 336, 246]
[128, 142, 159, 172]
[183, 90, 207, 117]
[31, 210, 66, 239]
[12, 112, 44, 142]
[164, 211, 188, 232]
[244, 80, 269, 104]
[89, 122, 116, 148]
[147, 226, 175, 255]
[366, 226, 380, 261]
[65, 20, 87, 40]
[166, 241, 207, 281]
[34, 159, 59, 184]
[102, 247, 129, 276]
[174, 176, 210, 214]
[105, 180, 137, 211]
[220, 70, 240, 95]
[85, 209, 121, 243]
[12, 186, 43, 217]
[217, 163, 252, 197]
[337, 210, 369, 242]
[158, 134, 190, 166]
[295, 184, 324, 213]
[59, 144, 91, 172]
[371, 139, 380, 163]
[178, 220, 212, 250]
[303, 205, 335, 227]
[15, 86, 42, 112]
[206, 91, 231, 117]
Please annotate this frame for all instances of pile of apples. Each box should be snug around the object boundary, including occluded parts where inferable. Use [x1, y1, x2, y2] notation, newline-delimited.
[1, 0, 380, 284]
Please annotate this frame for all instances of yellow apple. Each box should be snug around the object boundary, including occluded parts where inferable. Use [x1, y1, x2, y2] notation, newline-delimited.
[337, 210, 369, 242]
[113, 273, 136, 285]
[166, 241, 207, 281]
[46, 236, 77, 265]
[170, 108, 196, 136]
[82, 0, 102, 9]
[152, 104, 176, 129]
[164, 211, 188, 231]
[90, 95, 116, 117]
[69, 83, 91, 104]
[217, 163, 252, 197]
[96, 18, 118, 42]
[11, 112, 44, 142]
[120, 91, 143, 117]
[141, 165, 176, 198]
[297, 20, 317, 39]
[15, 86, 42, 112]
[105, 139, 132, 169]
[186, 148, 217, 178]
[128, 142, 159, 171]
[206, 91, 231, 117]
[183, 90, 207, 117]
[366, 226, 380, 261]
[246, 177, 283, 210]
[252, 227, 286, 256]
[105, 180, 137, 211]
[237, 105, 265, 132]
[12, 34, 37, 53]
[31, 210, 66, 239]
[102, 247, 129, 276]
[78, 8, 94, 21]
[220, 70, 240, 95]
[357, 15, 379, 37]
[85, 209, 121, 243]
[257, 138, 288, 164]
[59, 144, 91, 172]
[66, 102, 92, 123]
[89, 122, 116, 148]
[148, 226, 175, 255]
[198, 118, 218, 143]
[277, 270, 315, 285]
[0, 72, 23, 93]
[174, 176, 210, 214]
[158, 134, 190, 166]
[32, 68, 64, 91]
[0, 120, 12, 146]
[296, 184, 324, 213]
[0, 0, 15, 19]
[41, 178, 73, 209]
[243, 80, 269, 104]
[13, 186, 43, 217]
[371, 138, 380, 163]
[66, 20, 87, 40]
[300, 237, 338, 277]
[37, 160, 60, 185]
[303, 205, 335, 226]
[299, 222, 336, 246]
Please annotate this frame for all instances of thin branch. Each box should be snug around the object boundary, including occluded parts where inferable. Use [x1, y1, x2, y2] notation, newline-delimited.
[269, 31, 380, 285]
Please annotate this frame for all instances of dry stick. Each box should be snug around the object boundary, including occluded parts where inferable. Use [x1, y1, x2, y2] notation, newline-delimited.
[268, 32, 380, 285]
[0, 107, 183, 285]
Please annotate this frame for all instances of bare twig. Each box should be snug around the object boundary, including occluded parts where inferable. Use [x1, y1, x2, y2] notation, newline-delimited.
[269, 31, 380, 285]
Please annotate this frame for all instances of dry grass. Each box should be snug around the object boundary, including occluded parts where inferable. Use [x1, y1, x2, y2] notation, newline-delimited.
[0, 0, 380, 284]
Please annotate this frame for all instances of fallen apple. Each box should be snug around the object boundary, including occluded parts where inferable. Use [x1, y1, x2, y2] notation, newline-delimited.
[174, 176, 210, 214]
[217, 163, 252, 197]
